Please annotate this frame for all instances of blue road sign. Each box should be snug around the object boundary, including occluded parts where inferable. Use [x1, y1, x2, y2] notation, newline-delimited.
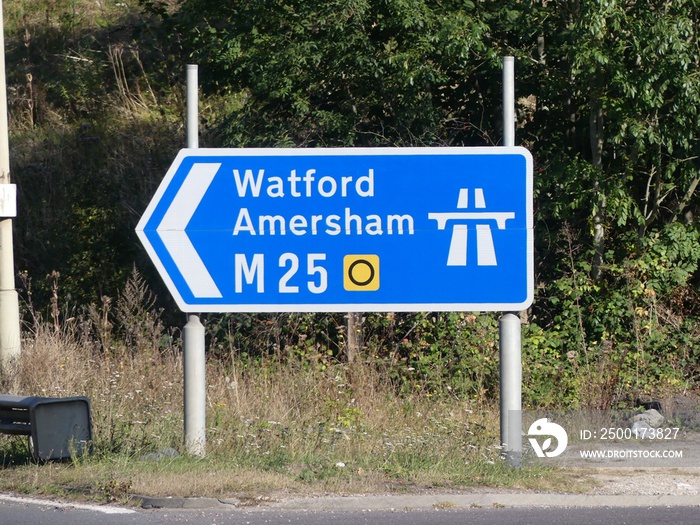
[136, 147, 533, 312]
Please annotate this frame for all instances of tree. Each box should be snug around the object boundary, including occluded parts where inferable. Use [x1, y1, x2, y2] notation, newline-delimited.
[514, 1, 700, 398]
[521, 0, 700, 257]
[159, 0, 508, 147]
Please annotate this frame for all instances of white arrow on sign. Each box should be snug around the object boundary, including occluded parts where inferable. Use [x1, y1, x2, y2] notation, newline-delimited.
[137, 162, 223, 299]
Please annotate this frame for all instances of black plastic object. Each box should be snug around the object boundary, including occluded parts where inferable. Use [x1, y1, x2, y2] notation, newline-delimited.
[0, 394, 92, 460]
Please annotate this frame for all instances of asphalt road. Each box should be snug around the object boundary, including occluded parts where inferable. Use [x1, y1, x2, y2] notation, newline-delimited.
[1, 496, 700, 525]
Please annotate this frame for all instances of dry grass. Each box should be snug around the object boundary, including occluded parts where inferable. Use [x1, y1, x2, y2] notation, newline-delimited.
[0, 272, 586, 502]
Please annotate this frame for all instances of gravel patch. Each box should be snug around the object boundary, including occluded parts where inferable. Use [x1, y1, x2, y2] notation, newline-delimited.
[588, 469, 700, 495]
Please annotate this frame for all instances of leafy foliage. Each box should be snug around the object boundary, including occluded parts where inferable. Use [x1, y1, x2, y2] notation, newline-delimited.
[3, 0, 700, 407]
[152, 0, 505, 147]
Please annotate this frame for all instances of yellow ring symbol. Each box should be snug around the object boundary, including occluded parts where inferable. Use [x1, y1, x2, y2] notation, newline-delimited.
[344, 255, 379, 291]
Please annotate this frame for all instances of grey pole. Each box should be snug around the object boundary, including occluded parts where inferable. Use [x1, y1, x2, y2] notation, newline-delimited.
[499, 313, 522, 466]
[499, 56, 522, 466]
[0, 0, 22, 367]
[186, 65, 199, 150]
[184, 314, 206, 455]
[183, 64, 206, 456]
[502, 56, 515, 148]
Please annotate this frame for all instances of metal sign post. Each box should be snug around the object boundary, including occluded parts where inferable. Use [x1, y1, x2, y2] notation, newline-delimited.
[183, 65, 206, 457]
[0, 0, 22, 368]
[499, 56, 523, 467]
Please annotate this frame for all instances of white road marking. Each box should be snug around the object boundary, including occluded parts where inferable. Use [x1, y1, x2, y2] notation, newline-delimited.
[0, 494, 136, 515]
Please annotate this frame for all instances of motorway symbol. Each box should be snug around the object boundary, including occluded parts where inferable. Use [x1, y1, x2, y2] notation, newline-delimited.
[429, 187, 515, 267]
[136, 147, 533, 312]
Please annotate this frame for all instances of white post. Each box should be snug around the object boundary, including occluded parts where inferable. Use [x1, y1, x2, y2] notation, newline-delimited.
[186, 65, 199, 150]
[502, 56, 515, 148]
[500, 56, 522, 466]
[0, 0, 22, 367]
[183, 64, 206, 456]
[499, 313, 522, 466]
[184, 314, 206, 456]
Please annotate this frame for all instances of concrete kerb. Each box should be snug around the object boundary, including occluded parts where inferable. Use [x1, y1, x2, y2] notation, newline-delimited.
[135, 492, 700, 511]
[137, 495, 241, 510]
